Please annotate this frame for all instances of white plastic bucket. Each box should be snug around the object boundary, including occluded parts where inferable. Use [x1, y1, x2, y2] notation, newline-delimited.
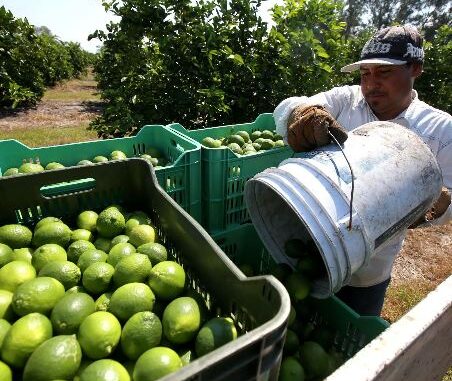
[244, 122, 443, 298]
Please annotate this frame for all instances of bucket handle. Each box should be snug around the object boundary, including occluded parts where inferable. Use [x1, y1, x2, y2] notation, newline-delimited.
[328, 131, 355, 230]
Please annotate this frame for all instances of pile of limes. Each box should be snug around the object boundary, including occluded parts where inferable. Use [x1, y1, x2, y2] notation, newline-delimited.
[240, 238, 345, 381]
[201, 129, 286, 155]
[2, 147, 169, 177]
[275, 240, 343, 381]
[0, 205, 238, 381]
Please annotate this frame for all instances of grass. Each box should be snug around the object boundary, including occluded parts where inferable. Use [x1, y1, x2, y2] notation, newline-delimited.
[382, 281, 431, 322]
[0, 123, 98, 147]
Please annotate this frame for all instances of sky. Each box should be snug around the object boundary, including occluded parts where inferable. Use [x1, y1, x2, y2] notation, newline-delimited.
[0, 0, 120, 53]
[0, 0, 280, 53]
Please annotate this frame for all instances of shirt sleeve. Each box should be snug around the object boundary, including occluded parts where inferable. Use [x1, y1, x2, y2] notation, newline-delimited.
[273, 86, 354, 142]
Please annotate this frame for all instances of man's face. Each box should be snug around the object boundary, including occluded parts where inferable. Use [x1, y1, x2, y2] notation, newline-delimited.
[360, 63, 422, 120]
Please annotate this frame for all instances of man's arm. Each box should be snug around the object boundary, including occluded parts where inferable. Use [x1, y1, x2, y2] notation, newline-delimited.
[273, 87, 354, 152]
[273, 86, 354, 147]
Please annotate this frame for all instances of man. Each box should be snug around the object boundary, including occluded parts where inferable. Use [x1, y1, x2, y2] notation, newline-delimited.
[273, 24, 452, 316]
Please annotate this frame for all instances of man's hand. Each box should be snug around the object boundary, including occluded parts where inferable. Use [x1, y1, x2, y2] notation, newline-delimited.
[287, 105, 348, 152]
[409, 187, 451, 228]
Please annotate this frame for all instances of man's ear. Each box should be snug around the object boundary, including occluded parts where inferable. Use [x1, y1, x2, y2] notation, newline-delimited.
[411, 62, 423, 78]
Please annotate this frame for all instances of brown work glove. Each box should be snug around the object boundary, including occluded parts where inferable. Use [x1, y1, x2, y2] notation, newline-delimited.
[287, 105, 348, 152]
[409, 187, 451, 228]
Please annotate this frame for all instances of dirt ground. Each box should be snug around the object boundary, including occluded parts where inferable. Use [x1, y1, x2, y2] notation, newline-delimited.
[1, 78, 451, 322]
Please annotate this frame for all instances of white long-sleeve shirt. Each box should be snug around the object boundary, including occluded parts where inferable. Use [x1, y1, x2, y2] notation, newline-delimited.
[273, 85, 452, 287]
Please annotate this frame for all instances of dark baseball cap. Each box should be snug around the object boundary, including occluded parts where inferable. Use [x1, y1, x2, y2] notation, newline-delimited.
[341, 25, 424, 73]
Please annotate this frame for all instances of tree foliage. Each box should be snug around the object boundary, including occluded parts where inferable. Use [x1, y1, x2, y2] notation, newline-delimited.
[342, 0, 451, 39]
[0, 6, 94, 110]
[416, 25, 452, 112]
[90, 0, 348, 136]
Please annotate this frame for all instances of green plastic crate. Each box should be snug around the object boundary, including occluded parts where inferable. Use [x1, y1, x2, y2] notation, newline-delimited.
[0, 125, 201, 222]
[169, 113, 294, 233]
[0, 159, 291, 381]
[212, 223, 390, 361]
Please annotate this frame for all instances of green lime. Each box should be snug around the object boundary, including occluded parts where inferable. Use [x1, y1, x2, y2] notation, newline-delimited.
[67, 240, 96, 263]
[93, 237, 112, 252]
[183, 288, 209, 324]
[38, 260, 81, 289]
[23, 335, 82, 381]
[250, 130, 262, 141]
[283, 329, 300, 355]
[0, 319, 11, 348]
[236, 130, 251, 142]
[195, 317, 237, 357]
[124, 212, 150, 236]
[44, 161, 65, 170]
[111, 234, 130, 246]
[109, 283, 155, 322]
[110, 150, 127, 160]
[71, 229, 94, 243]
[76, 211, 98, 232]
[285, 272, 311, 302]
[0, 291, 14, 321]
[107, 242, 136, 267]
[137, 242, 168, 265]
[201, 137, 219, 148]
[148, 261, 186, 301]
[77, 160, 93, 166]
[51, 293, 96, 334]
[92, 156, 108, 163]
[0, 224, 33, 249]
[32, 243, 67, 272]
[121, 311, 162, 360]
[162, 297, 200, 345]
[0, 243, 13, 267]
[128, 225, 155, 247]
[66, 285, 88, 295]
[80, 359, 130, 381]
[11, 248, 33, 263]
[133, 347, 183, 381]
[77, 311, 121, 359]
[82, 262, 115, 294]
[3, 167, 19, 176]
[299, 341, 330, 379]
[12, 277, 65, 316]
[34, 217, 61, 232]
[95, 292, 112, 312]
[32, 222, 72, 248]
[1, 313, 53, 368]
[18, 162, 44, 173]
[113, 253, 152, 287]
[228, 134, 246, 146]
[270, 263, 293, 283]
[0, 361, 12, 381]
[0, 261, 36, 292]
[96, 207, 126, 238]
[279, 356, 305, 381]
[296, 255, 325, 279]
[77, 249, 108, 272]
